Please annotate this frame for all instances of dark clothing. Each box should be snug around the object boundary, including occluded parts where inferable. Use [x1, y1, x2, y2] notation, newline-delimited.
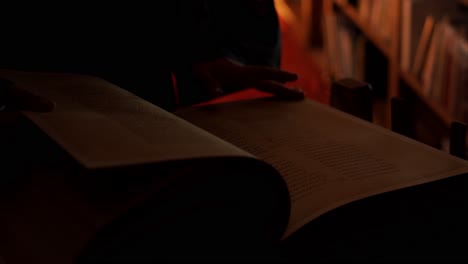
[1, 1, 281, 111]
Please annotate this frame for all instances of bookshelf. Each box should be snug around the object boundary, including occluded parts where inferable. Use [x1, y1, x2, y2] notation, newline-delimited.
[333, 0, 392, 58]
[400, 71, 468, 145]
[325, 0, 467, 148]
[329, 0, 400, 129]
[400, 71, 452, 126]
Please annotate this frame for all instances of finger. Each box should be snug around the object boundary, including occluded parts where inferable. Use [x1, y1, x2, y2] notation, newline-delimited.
[255, 80, 305, 100]
[240, 66, 298, 84]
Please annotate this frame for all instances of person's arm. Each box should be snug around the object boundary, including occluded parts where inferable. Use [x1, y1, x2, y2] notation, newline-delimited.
[207, 0, 282, 68]
[172, 0, 228, 64]
[173, 0, 301, 106]
[175, 0, 282, 68]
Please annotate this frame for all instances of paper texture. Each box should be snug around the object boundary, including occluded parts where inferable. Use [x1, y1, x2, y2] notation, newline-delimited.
[0, 70, 252, 169]
[177, 98, 468, 238]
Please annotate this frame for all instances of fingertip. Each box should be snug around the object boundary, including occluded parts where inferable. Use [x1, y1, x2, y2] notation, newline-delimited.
[284, 70, 298, 77]
[281, 71, 299, 82]
[286, 88, 305, 100]
[276, 85, 304, 100]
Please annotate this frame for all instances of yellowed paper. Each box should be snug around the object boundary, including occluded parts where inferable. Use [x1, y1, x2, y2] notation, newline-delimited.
[4, 69, 468, 240]
[0, 70, 252, 169]
[177, 98, 468, 238]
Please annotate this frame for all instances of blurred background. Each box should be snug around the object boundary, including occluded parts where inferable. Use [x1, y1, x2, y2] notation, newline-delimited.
[272, 0, 468, 153]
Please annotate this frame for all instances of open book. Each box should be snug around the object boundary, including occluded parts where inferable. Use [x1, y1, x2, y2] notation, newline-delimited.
[1, 70, 468, 262]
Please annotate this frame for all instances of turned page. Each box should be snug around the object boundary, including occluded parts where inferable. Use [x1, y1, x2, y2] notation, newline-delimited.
[0, 70, 253, 169]
[177, 98, 468, 238]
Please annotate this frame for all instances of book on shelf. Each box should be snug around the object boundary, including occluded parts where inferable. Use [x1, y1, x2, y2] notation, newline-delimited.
[411, 15, 436, 77]
[357, 0, 372, 21]
[323, 12, 341, 78]
[431, 20, 458, 105]
[450, 36, 468, 122]
[1, 70, 468, 263]
[400, 0, 461, 72]
[421, 21, 443, 96]
[323, 11, 364, 80]
[357, 0, 394, 46]
[419, 17, 468, 124]
[337, 18, 355, 77]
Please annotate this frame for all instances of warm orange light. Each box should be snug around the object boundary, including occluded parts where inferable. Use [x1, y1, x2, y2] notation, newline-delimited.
[274, 0, 299, 25]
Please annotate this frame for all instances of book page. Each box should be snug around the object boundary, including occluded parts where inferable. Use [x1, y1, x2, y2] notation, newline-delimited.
[177, 98, 468, 238]
[0, 70, 253, 169]
[0, 71, 293, 263]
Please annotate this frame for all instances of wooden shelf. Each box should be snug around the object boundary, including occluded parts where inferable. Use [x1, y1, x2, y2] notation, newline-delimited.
[326, 0, 466, 148]
[401, 71, 468, 146]
[333, 0, 392, 59]
[400, 71, 452, 126]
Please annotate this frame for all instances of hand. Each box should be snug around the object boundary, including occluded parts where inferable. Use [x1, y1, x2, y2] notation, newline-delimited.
[0, 78, 55, 112]
[191, 57, 305, 100]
